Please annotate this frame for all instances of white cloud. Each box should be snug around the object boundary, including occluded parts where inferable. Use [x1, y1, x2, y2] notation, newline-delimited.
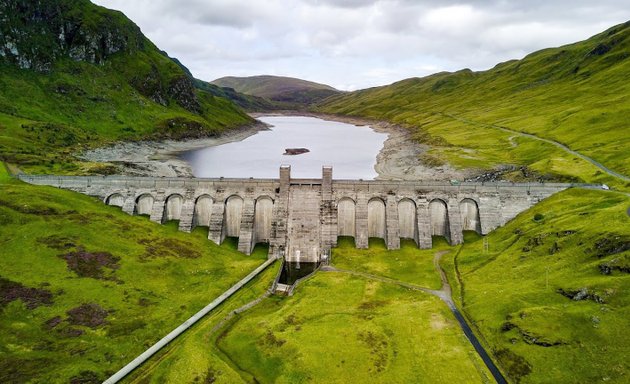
[91, 0, 630, 90]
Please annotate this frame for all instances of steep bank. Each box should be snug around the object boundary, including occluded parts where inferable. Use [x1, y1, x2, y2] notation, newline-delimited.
[452, 189, 630, 383]
[0, 0, 252, 175]
[318, 21, 630, 188]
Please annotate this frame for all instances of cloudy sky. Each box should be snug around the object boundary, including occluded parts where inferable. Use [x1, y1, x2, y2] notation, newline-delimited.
[92, 0, 630, 90]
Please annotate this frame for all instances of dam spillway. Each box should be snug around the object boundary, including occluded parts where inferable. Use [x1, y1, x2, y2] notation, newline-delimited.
[19, 167, 575, 262]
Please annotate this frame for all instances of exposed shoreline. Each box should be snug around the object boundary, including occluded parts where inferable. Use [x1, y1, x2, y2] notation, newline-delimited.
[81, 113, 469, 180]
[252, 111, 470, 181]
[81, 121, 270, 177]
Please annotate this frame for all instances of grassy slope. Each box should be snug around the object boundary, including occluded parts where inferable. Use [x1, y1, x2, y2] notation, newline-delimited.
[0, 165, 268, 383]
[318, 22, 630, 187]
[215, 273, 491, 383]
[129, 237, 490, 383]
[212, 75, 341, 105]
[333, 237, 445, 290]
[126, 261, 280, 384]
[452, 189, 630, 383]
[0, 0, 252, 174]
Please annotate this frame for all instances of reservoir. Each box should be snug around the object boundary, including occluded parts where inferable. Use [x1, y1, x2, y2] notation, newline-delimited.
[181, 115, 388, 179]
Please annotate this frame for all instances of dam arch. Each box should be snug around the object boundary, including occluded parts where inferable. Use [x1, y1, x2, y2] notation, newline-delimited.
[254, 196, 274, 244]
[398, 198, 417, 243]
[194, 195, 213, 227]
[135, 194, 154, 216]
[164, 194, 183, 222]
[106, 193, 125, 208]
[337, 197, 356, 238]
[224, 195, 244, 238]
[429, 199, 450, 240]
[19, 166, 573, 259]
[460, 198, 481, 234]
[368, 197, 386, 240]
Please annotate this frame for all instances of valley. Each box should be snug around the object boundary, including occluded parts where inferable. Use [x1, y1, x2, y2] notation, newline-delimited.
[0, 1, 628, 383]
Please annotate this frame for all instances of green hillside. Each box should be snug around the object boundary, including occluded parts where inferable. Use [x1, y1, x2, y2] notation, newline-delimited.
[0, 163, 275, 383]
[450, 189, 630, 383]
[0, 0, 252, 174]
[212, 75, 341, 108]
[318, 22, 630, 187]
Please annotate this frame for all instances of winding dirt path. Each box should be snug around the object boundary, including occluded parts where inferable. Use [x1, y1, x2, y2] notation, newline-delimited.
[443, 113, 630, 182]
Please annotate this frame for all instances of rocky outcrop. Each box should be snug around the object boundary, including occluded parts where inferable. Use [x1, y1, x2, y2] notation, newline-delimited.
[0, 0, 205, 115]
[0, 0, 144, 71]
[556, 287, 606, 303]
[168, 75, 202, 113]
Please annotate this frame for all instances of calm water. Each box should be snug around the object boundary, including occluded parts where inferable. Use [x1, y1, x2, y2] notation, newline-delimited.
[181, 116, 388, 179]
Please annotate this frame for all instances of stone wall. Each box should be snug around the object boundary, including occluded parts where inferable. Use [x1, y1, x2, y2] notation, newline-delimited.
[19, 169, 575, 262]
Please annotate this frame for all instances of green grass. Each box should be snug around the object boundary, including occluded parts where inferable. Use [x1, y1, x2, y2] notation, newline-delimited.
[452, 189, 630, 383]
[0, 0, 252, 174]
[214, 273, 491, 383]
[318, 21, 630, 189]
[126, 261, 280, 383]
[0, 171, 268, 383]
[332, 236, 447, 289]
[130, 236, 488, 383]
[212, 75, 340, 107]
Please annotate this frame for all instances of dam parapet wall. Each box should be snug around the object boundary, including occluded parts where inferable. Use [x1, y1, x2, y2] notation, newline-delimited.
[19, 168, 579, 262]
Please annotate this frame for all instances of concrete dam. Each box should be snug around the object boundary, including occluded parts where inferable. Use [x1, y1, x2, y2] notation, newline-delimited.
[20, 167, 573, 262]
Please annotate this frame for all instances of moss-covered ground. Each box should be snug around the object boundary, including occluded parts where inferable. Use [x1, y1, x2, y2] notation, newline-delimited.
[213, 273, 491, 383]
[0, 164, 270, 383]
[452, 189, 630, 383]
[129, 235, 492, 383]
[332, 236, 446, 290]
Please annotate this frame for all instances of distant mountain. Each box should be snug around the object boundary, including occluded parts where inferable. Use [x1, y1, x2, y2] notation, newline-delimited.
[319, 21, 630, 185]
[212, 75, 341, 108]
[0, 0, 252, 174]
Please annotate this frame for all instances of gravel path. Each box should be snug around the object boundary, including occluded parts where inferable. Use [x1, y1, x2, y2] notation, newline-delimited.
[444, 113, 630, 182]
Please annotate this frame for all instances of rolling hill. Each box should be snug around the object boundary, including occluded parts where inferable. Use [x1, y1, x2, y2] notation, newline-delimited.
[318, 21, 630, 188]
[0, 0, 253, 174]
[212, 75, 341, 108]
[450, 188, 630, 383]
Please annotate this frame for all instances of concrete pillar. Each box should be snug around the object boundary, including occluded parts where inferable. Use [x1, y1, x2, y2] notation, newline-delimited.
[479, 193, 501, 235]
[208, 195, 226, 244]
[270, 166, 291, 259]
[385, 195, 400, 250]
[177, 198, 196, 233]
[238, 198, 256, 255]
[320, 166, 337, 249]
[149, 192, 166, 224]
[280, 165, 290, 195]
[122, 194, 136, 215]
[416, 198, 432, 249]
[447, 198, 464, 245]
[355, 193, 369, 249]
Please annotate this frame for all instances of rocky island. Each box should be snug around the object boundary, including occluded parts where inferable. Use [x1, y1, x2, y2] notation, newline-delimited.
[283, 148, 310, 155]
